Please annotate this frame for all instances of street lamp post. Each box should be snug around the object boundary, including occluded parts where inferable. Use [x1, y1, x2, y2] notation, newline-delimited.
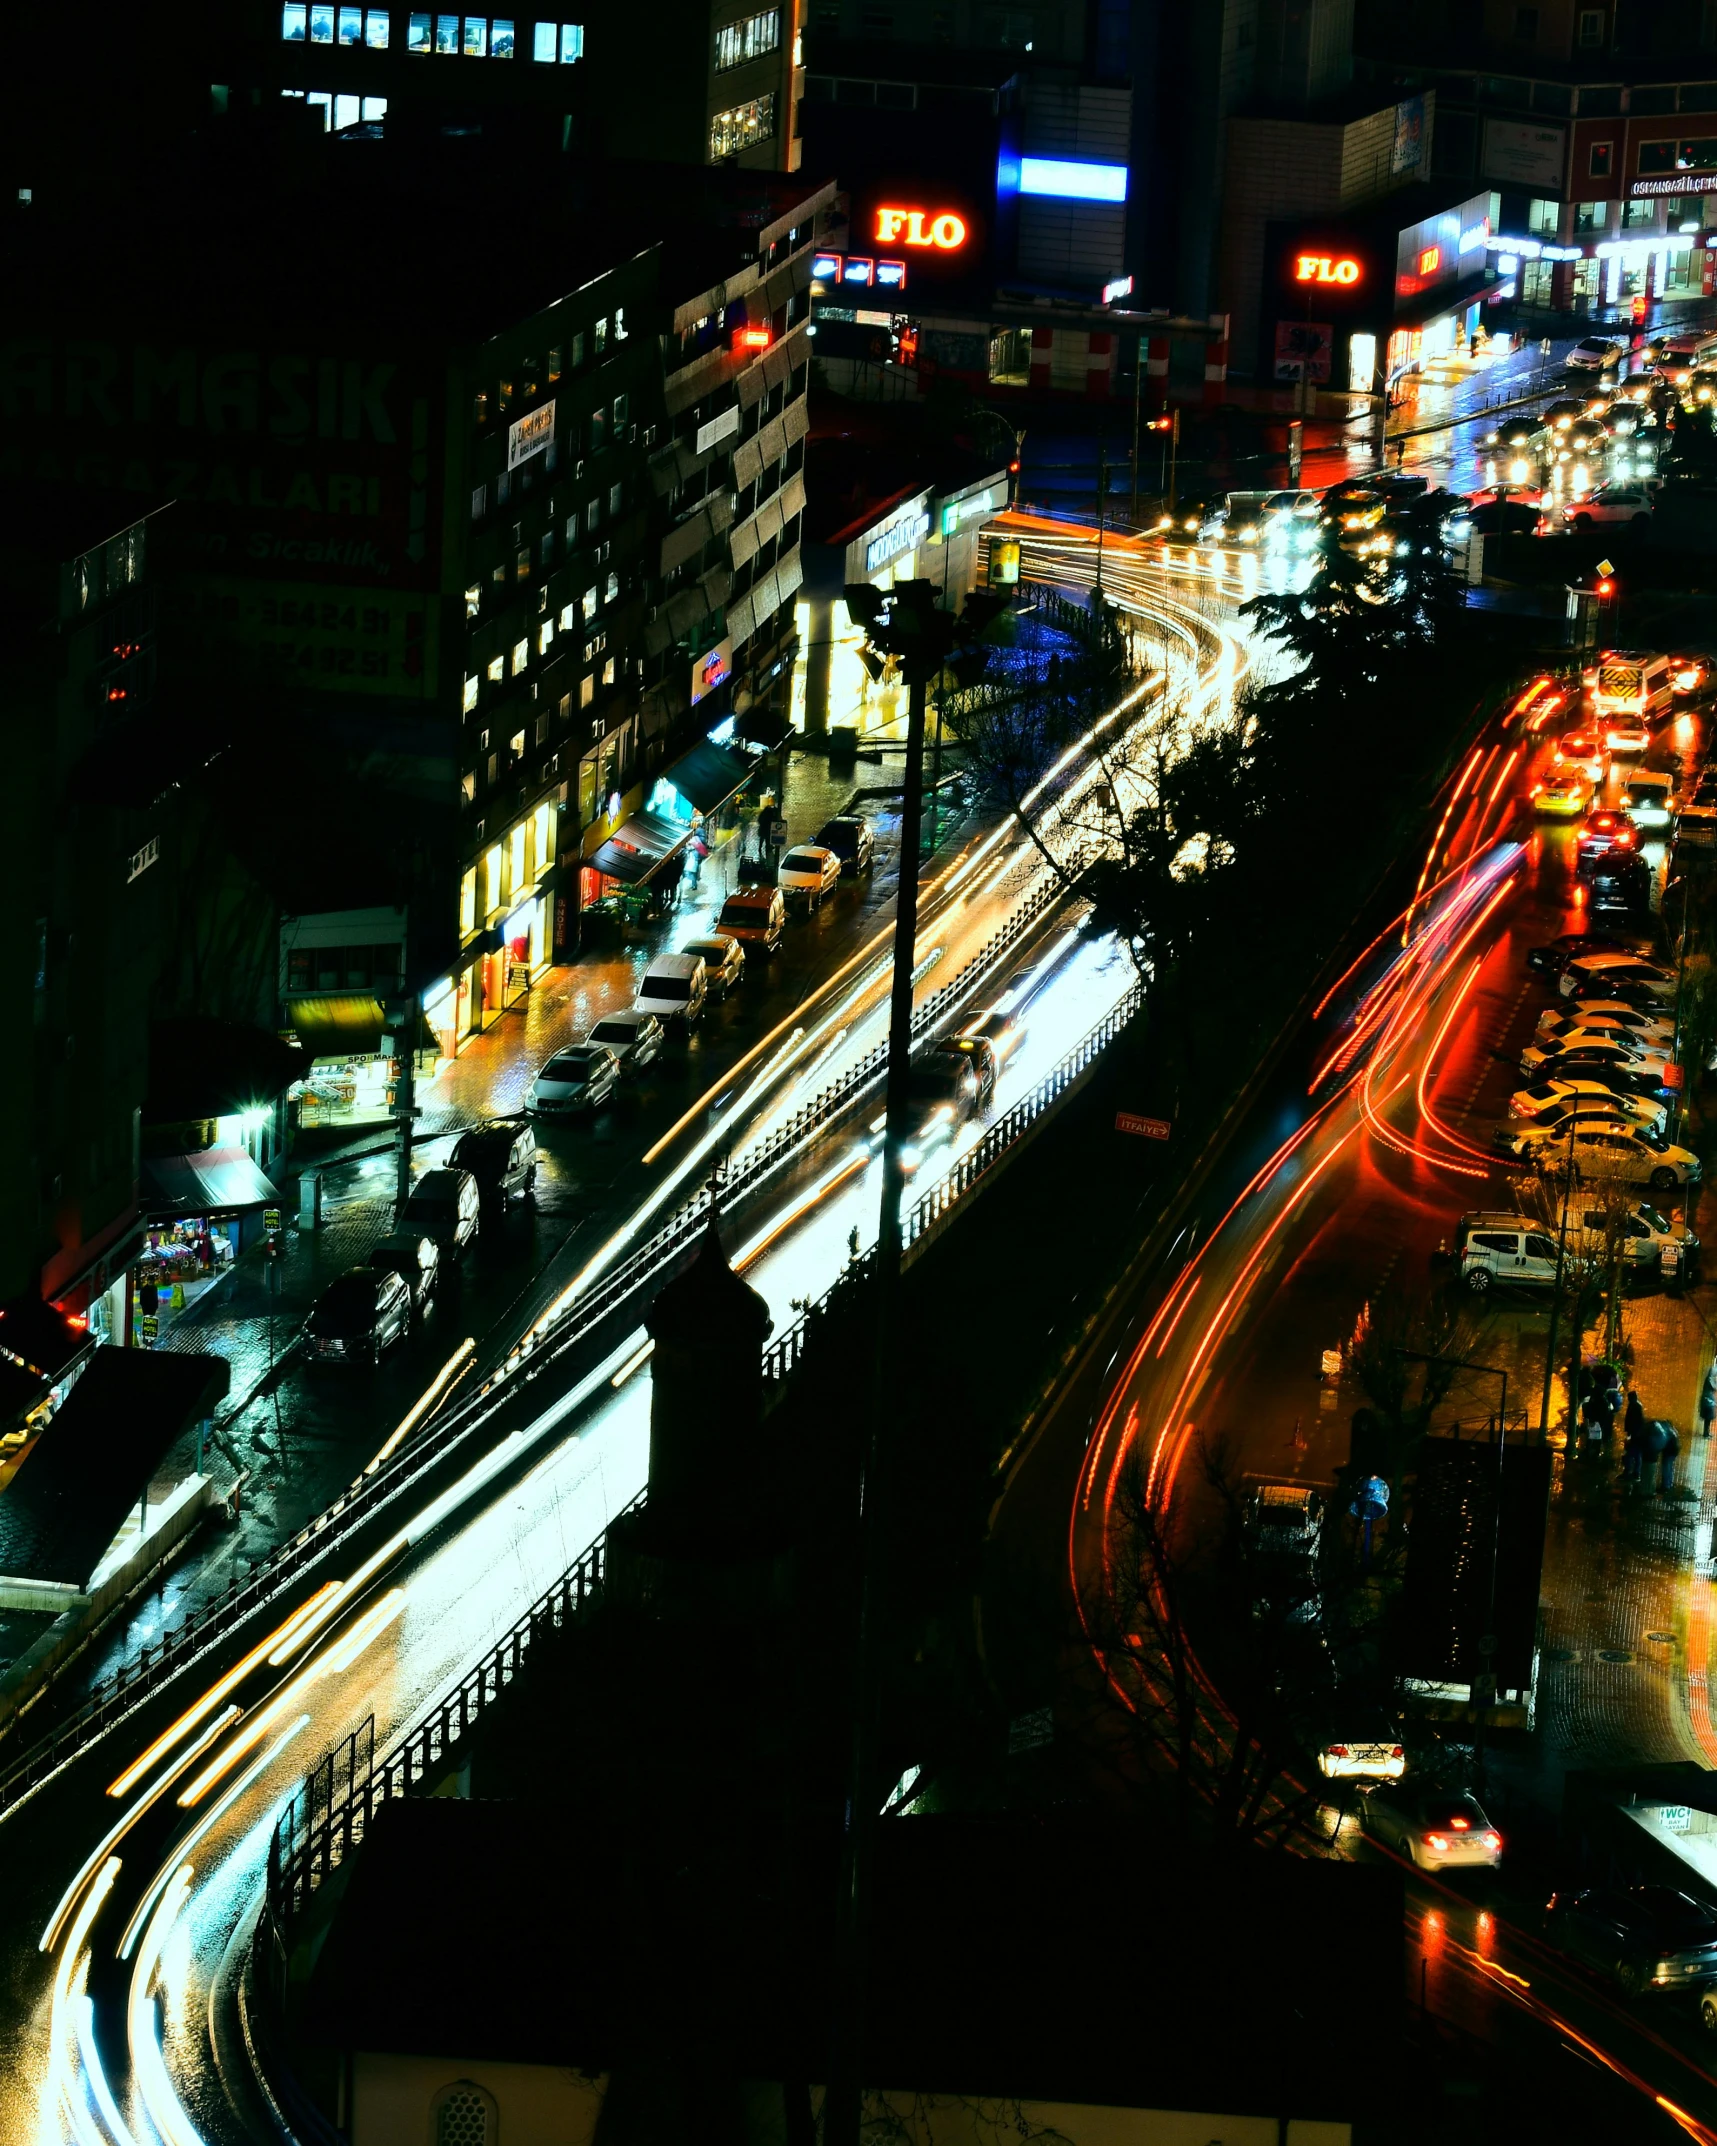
[1538, 1113, 1579, 1443]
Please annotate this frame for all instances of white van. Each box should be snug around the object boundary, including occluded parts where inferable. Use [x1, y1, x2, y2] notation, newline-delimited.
[1620, 767, 1675, 828]
[1458, 1212, 1564, 1294]
[634, 952, 708, 1028]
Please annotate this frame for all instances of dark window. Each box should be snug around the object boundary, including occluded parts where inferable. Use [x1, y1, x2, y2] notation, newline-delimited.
[1639, 138, 1677, 173]
[1513, 6, 1537, 38]
[1590, 140, 1614, 176]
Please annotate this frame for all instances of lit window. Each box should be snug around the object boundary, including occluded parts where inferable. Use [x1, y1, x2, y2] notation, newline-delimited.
[499, 379, 513, 411]
[487, 655, 504, 682]
[462, 770, 477, 802]
[492, 16, 515, 53]
[510, 729, 527, 760]
[709, 91, 774, 158]
[547, 344, 563, 380]
[485, 843, 503, 911]
[715, 9, 780, 70]
[460, 868, 477, 933]
[283, 3, 308, 37]
[365, 7, 391, 44]
[560, 21, 583, 59]
[408, 10, 431, 45]
[310, 2, 335, 37]
[338, 5, 362, 41]
[594, 317, 608, 354]
[538, 619, 555, 653]
[334, 91, 361, 127]
[608, 480, 623, 515]
[533, 18, 555, 57]
[560, 602, 576, 630]
[613, 305, 626, 341]
[465, 583, 481, 617]
[581, 586, 597, 622]
[512, 637, 529, 674]
[516, 547, 530, 581]
[604, 569, 619, 603]
[436, 12, 459, 49]
[613, 390, 629, 425]
[603, 656, 615, 685]
[580, 673, 595, 706]
[463, 15, 487, 52]
[361, 93, 388, 117]
[464, 674, 479, 710]
[586, 498, 601, 533]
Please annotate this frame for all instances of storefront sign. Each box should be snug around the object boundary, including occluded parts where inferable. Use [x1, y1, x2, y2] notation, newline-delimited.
[690, 636, 733, 706]
[941, 487, 1000, 535]
[1102, 274, 1134, 304]
[874, 206, 968, 250]
[1481, 117, 1566, 190]
[507, 398, 556, 469]
[1115, 1111, 1171, 1140]
[1016, 157, 1127, 203]
[865, 507, 930, 575]
[165, 575, 439, 699]
[1417, 244, 1442, 277]
[1294, 253, 1361, 285]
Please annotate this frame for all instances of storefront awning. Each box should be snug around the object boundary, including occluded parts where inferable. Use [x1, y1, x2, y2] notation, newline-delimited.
[284, 993, 387, 1058]
[588, 809, 694, 886]
[141, 1147, 281, 1221]
[662, 739, 758, 815]
[735, 709, 793, 751]
[0, 1346, 230, 1592]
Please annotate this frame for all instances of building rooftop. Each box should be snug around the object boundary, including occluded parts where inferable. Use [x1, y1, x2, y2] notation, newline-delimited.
[1, 139, 831, 347]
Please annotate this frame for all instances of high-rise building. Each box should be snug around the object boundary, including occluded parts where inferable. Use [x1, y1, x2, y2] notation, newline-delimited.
[0, 489, 172, 1329]
[0, 143, 831, 1076]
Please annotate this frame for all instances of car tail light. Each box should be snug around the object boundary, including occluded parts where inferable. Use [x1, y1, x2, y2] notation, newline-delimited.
[1480, 1831, 1501, 1848]
[1391, 1746, 1403, 1758]
[1450, 1816, 1471, 1830]
[1425, 1833, 1450, 1851]
[1327, 1745, 1349, 1758]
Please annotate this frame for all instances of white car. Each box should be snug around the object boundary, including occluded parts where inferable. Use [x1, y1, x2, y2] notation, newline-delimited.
[777, 844, 842, 908]
[1554, 730, 1609, 781]
[1561, 485, 1654, 529]
[1317, 1727, 1406, 1782]
[1603, 717, 1652, 754]
[1537, 999, 1674, 1048]
[526, 1042, 619, 1116]
[1560, 952, 1674, 1000]
[1507, 1078, 1667, 1135]
[1520, 1031, 1674, 1082]
[1525, 1122, 1700, 1190]
[1566, 336, 1622, 373]
[1361, 1786, 1502, 1871]
[1535, 1012, 1675, 1059]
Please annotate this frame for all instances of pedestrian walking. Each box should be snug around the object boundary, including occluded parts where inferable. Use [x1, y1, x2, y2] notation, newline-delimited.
[1700, 1361, 1716, 1440]
[1623, 1389, 1647, 1484]
[1590, 1369, 1619, 1451]
[1659, 1421, 1682, 1495]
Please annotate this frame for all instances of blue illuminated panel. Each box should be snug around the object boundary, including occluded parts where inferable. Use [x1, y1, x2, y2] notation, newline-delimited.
[1018, 156, 1128, 203]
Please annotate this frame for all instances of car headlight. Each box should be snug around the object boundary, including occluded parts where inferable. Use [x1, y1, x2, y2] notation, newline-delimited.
[1239, 526, 1257, 542]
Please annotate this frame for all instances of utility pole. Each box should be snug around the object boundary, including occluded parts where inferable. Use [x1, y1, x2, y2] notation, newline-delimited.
[827, 579, 974, 2146]
[387, 992, 420, 1220]
[1538, 1115, 1578, 1440]
[1167, 406, 1181, 516]
[1130, 332, 1143, 521]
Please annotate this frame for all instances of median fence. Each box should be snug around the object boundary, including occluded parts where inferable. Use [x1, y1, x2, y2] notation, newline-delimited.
[0, 872, 1070, 1828]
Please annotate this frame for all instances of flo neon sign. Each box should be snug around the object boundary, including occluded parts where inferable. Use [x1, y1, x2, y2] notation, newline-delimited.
[1294, 253, 1361, 285]
[875, 205, 968, 250]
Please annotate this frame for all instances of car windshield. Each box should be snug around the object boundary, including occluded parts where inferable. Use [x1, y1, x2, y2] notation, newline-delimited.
[684, 942, 726, 963]
[643, 974, 692, 1000]
[1639, 1205, 1672, 1232]
[1524, 1085, 1560, 1101]
[1633, 1890, 1717, 1939]
[911, 1059, 970, 1100]
[783, 850, 822, 870]
[589, 1020, 636, 1044]
[309, 1277, 377, 1333]
[545, 1051, 598, 1078]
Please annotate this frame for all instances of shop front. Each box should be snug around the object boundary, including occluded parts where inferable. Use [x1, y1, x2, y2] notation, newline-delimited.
[283, 994, 445, 1134]
[580, 806, 696, 938]
[133, 1144, 283, 1348]
[795, 487, 933, 739]
[653, 734, 760, 894]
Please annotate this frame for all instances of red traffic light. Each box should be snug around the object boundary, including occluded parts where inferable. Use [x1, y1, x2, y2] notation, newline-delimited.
[1596, 578, 1615, 597]
[1008, 458, 1021, 474]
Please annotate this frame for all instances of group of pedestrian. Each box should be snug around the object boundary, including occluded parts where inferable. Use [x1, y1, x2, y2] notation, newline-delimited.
[1575, 1361, 1682, 1492]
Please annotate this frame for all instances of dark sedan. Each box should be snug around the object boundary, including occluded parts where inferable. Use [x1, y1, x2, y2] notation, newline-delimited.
[304, 1268, 412, 1366]
[1546, 1886, 1717, 1996]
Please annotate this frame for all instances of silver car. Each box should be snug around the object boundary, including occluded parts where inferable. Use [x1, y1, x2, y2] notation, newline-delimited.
[585, 1010, 663, 1075]
[681, 934, 745, 1000]
[527, 1043, 619, 1115]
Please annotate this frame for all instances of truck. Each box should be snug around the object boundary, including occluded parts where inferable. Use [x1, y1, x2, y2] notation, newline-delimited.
[1584, 649, 1675, 728]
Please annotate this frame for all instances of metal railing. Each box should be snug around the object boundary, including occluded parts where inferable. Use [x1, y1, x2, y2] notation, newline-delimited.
[263, 975, 1148, 1931]
[0, 869, 1071, 1825]
[267, 1500, 631, 1926]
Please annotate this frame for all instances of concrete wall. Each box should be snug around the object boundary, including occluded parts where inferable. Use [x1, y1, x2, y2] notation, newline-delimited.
[353, 2054, 605, 2146]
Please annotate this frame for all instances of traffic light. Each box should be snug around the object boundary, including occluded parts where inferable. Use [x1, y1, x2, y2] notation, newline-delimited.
[842, 578, 989, 686]
[1596, 577, 1615, 598]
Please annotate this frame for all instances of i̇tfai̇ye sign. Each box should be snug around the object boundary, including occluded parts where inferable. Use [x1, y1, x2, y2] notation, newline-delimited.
[1116, 1111, 1171, 1140]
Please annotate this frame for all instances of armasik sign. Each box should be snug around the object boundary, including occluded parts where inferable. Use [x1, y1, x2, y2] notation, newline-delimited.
[0, 338, 441, 592]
